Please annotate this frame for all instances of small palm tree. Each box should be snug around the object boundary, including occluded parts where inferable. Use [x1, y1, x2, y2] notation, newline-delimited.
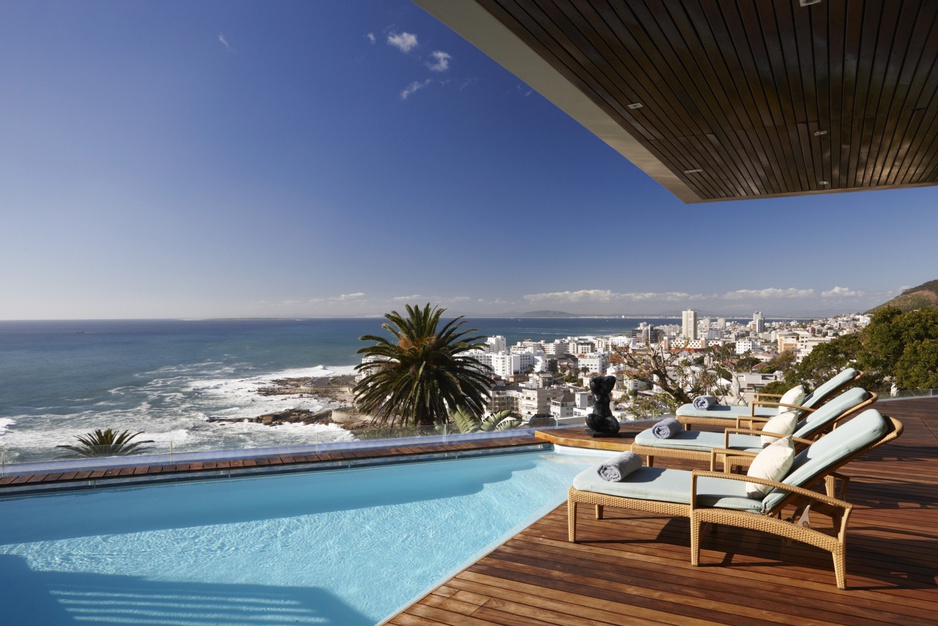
[449, 406, 523, 433]
[58, 428, 154, 457]
[354, 303, 493, 427]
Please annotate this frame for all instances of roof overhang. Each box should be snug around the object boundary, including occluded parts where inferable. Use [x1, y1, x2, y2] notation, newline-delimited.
[415, 1, 938, 203]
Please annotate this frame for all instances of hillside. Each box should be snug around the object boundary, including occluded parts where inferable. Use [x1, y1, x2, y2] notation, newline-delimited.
[870, 279, 938, 313]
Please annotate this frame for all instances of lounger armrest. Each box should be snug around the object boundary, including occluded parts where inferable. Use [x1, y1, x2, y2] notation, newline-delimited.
[734, 415, 770, 429]
[754, 392, 783, 400]
[721, 426, 814, 450]
[722, 426, 771, 447]
[709, 447, 757, 472]
[689, 470, 853, 513]
[750, 400, 816, 415]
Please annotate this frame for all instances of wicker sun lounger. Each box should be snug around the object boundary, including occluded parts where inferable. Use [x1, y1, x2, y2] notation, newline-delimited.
[631, 388, 877, 467]
[675, 368, 861, 429]
[568, 408, 903, 588]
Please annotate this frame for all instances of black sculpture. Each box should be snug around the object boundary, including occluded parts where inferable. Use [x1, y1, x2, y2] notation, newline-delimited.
[584, 375, 620, 437]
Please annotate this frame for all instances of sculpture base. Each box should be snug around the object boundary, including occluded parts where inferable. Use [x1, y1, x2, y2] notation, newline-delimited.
[584, 429, 623, 438]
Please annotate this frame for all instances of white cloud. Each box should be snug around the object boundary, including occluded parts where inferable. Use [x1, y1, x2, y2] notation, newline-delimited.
[523, 290, 696, 304]
[822, 286, 864, 298]
[427, 50, 451, 72]
[387, 32, 418, 53]
[336, 292, 366, 301]
[392, 294, 423, 301]
[525, 289, 616, 303]
[366, 32, 376, 44]
[400, 79, 432, 100]
[305, 293, 367, 305]
[722, 287, 815, 300]
[217, 33, 233, 52]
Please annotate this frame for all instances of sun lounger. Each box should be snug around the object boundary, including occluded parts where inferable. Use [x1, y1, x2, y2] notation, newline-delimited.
[567, 408, 903, 588]
[631, 388, 877, 467]
[675, 368, 861, 429]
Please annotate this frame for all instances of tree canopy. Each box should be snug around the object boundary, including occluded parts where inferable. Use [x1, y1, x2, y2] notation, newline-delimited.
[353, 304, 493, 427]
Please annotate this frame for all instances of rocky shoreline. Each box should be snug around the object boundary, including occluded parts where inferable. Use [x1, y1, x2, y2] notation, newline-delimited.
[210, 374, 377, 432]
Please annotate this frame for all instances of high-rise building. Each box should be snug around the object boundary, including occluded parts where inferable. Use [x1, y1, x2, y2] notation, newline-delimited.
[682, 309, 698, 340]
[753, 311, 765, 333]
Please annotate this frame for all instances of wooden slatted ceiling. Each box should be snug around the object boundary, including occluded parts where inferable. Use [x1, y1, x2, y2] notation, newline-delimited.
[425, 1, 938, 202]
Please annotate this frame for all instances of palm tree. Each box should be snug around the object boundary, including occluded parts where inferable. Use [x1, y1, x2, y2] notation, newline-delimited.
[449, 406, 522, 433]
[353, 304, 493, 427]
[57, 428, 154, 457]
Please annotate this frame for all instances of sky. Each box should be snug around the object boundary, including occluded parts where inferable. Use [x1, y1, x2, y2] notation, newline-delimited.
[1, 0, 936, 321]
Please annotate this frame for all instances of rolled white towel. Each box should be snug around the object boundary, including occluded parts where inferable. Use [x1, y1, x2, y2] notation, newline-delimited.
[693, 395, 717, 410]
[652, 416, 682, 439]
[597, 451, 643, 481]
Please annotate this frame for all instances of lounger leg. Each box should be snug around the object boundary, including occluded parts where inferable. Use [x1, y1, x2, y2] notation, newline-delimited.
[567, 497, 577, 542]
[690, 515, 701, 566]
[595, 504, 604, 519]
[833, 546, 846, 589]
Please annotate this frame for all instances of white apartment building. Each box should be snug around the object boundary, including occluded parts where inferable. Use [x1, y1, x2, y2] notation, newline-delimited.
[734, 371, 784, 402]
[682, 309, 698, 340]
[796, 336, 836, 361]
[518, 387, 566, 418]
[577, 352, 608, 374]
[753, 311, 765, 333]
[485, 335, 507, 353]
[777, 331, 800, 354]
[542, 339, 571, 355]
[512, 340, 545, 353]
[736, 339, 765, 355]
[550, 393, 576, 421]
[487, 386, 517, 413]
[572, 340, 596, 354]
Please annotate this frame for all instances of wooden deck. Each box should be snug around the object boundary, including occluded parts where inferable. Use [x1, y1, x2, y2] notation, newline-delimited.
[0, 436, 546, 494]
[389, 398, 938, 625]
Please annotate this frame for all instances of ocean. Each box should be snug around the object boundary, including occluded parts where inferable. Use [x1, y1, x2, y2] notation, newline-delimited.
[0, 317, 678, 463]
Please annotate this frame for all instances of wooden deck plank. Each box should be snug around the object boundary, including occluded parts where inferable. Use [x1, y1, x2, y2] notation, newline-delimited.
[392, 398, 938, 625]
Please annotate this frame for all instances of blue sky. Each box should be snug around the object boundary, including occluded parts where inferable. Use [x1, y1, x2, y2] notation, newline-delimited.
[1, 1, 935, 320]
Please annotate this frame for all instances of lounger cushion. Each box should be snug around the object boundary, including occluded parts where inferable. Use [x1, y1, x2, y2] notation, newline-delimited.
[777, 385, 806, 413]
[675, 404, 776, 419]
[745, 437, 795, 497]
[763, 408, 889, 511]
[760, 410, 798, 446]
[572, 466, 763, 512]
[633, 428, 761, 452]
[802, 368, 858, 409]
[793, 387, 870, 437]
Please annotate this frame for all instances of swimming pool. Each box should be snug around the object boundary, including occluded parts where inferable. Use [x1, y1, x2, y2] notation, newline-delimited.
[0, 447, 607, 625]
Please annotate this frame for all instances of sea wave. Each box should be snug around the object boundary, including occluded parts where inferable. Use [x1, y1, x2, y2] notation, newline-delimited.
[0, 363, 360, 464]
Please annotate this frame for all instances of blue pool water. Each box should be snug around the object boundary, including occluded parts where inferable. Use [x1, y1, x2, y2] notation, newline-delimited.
[0, 448, 606, 625]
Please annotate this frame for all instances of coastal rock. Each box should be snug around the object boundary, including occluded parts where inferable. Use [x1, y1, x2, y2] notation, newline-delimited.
[218, 374, 378, 432]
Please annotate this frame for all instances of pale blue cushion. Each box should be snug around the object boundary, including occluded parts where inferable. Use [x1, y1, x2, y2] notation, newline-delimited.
[802, 368, 858, 409]
[633, 428, 762, 452]
[675, 404, 775, 419]
[793, 387, 869, 437]
[763, 408, 888, 511]
[572, 465, 763, 512]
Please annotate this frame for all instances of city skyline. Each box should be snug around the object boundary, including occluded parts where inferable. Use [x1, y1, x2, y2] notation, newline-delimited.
[2, 1, 936, 321]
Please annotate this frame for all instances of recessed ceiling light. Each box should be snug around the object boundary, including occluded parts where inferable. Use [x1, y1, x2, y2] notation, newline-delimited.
[627, 103, 643, 109]
[684, 168, 703, 174]
[800, 0, 822, 6]
[818, 180, 830, 186]
[814, 130, 828, 136]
